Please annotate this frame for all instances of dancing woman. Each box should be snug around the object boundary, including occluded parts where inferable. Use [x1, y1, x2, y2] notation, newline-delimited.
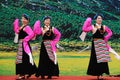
[13, 14, 37, 79]
[33, 16, 61, 79]
[81, 14, 114, 79]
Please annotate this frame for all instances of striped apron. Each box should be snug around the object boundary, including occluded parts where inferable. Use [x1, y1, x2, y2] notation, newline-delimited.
[16, 40, 23, 64]
[43, 40, 55, 62]
[94, 39, 111, 63]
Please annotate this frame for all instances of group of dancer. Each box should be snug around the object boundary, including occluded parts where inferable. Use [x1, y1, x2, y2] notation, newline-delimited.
[13, 14, 60, 79]
[13, 13, 120, 80]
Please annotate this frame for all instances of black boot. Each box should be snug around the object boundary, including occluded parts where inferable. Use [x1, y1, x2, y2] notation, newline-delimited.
[41, 75, 45, 79]
[26, 74, 31, 79]
[35, 74, 40, 78]
[47, 75, 52, 79]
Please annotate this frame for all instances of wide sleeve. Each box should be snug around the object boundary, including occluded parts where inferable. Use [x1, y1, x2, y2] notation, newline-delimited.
[23, 26, 34, 42]
[82, 17, 93, 32]
[23, 26, 34, 54]
[104, 26, 112, 42]
[33, 20, 42, 35]
[50, 28, 61, 52]
[13, 19, 19, 34]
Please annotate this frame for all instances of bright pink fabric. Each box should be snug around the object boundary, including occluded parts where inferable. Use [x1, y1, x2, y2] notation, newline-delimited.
[23, 26, 34, 54]
[33, 20, 61, 53]
[104, 26, 112, 50]
[104, 26, 112, 42]
[82, 17, 93, 32]
[50, 28, 61, 52]
[33, 20, 42, 35]
[13, 19, 34, 54]
[13, 19, 19, 34]
[82, 17, 112, 51]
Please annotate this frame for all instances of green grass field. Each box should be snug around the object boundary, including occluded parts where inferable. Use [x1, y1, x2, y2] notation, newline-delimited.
[0, 51, 120, 76]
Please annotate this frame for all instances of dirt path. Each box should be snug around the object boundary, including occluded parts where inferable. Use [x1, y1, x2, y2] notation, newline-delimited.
[0, 75, 120, 80]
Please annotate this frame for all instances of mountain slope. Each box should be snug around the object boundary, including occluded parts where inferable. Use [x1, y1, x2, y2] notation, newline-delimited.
[0, 0, 120, 41]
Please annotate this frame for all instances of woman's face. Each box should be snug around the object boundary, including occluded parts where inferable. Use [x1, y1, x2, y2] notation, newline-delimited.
[95, 16, 102, 24]
[21, 17, 28, 25]
[44, 19, 50, 26]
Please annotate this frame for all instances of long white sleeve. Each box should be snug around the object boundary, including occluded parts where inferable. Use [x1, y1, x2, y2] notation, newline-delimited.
[109, 48, 120, 60]
[13, 33, 19, 43]
[54, 51, 57, 65]
[28, 53, 34, 65]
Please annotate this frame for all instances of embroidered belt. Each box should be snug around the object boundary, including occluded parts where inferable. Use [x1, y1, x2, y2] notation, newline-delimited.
[43, 40, 51, 42]
[93, 38, 103, 41]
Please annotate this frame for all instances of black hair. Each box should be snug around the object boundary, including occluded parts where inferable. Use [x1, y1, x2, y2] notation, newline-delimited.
[93, 13, 104, 20]
[43, 16, 51, 21]
[22, 14, 30, 21]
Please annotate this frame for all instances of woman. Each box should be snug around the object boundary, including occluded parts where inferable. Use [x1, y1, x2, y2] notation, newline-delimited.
[33, 16, 61, 79]
[82, 14, 112, 80]
[13, 14, 37, 79]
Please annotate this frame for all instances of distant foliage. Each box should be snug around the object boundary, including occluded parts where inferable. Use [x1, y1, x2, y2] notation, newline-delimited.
[0, 0, 120, 42]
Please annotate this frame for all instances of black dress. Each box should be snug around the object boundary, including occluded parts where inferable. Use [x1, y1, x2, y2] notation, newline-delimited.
[16, 27, 37, 76]
[87, 26, 110, 76]
[36, 27, 59, 77]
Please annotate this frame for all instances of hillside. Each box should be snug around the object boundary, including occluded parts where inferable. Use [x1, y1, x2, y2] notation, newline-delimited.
[0, 0, 120, 42]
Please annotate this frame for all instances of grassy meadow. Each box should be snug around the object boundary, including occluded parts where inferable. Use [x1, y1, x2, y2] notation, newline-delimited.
[0, 51, 120, 76]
